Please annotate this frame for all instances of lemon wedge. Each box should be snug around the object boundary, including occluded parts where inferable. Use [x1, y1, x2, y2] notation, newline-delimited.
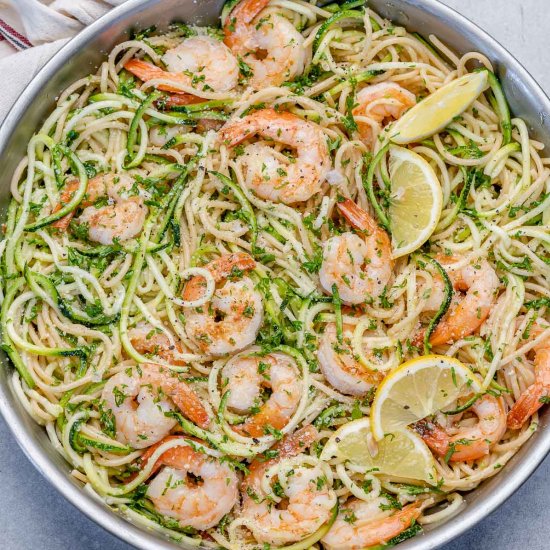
[321, 418, 437, 483]
[370, 355, 482, 441]
[388, 145, 443, 258]
[389, 72, 489, 144]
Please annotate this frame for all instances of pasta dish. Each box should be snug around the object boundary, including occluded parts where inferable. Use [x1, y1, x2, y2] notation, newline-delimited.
[1, 0, 549, 548]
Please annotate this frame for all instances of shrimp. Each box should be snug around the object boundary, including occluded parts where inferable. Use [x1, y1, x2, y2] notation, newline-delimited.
[507, 324, 550, 429]
[221, 349, 303, 437]
[414, 394, 506, 462]
[242, 426, 337, 546]
[417, 257, 500, 346]
[219, 108, 331, 204]
[52, 172, 147, 245]
[319, 198, 393, 305]
[101, 364, 210, 448]
[124, 35, 239, 94]
[182, 252, 264, 356]
[52, 173, 146, 240]
[353, 82, 416, 148]
[128, 322, 188, 366]
[223, 0, 305, 89]
[322, 497, 422, 550]
[317, 323, 383, 396]
[139, 436, 239, 530]
[244, 425, 319, 484]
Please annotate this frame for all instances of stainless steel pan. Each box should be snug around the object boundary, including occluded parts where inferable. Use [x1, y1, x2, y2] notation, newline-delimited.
[0, 1, 548, 548]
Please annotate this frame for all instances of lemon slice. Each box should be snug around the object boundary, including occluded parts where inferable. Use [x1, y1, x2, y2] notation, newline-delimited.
[388, 145, 443, 258]
[370, 355, 482, 441]
[321, 418, 437, 483]
[389, 72, 489, 144]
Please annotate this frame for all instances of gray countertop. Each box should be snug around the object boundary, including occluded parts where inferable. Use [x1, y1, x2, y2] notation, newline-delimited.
[1, 0, 549, 548]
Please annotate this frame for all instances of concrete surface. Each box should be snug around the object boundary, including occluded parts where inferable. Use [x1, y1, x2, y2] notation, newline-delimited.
[1, 0, 549, 549]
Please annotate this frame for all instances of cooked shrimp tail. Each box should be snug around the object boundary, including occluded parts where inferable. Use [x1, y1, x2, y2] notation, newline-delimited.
[414, 394, 506, 462]
[154, 371, 210, 429]
[124, 59, 192, 94]
[322, 497, 422, 550]
[507, 383, 547, 429]
[507, 332, 550, 429]
[224, 0, 270, 46]
[51, 179, 81, 230]
[244, 425, 318, 487]
[337, 197, 380, 233]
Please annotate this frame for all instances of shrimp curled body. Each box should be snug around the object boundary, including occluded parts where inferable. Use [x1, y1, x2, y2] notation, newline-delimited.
[319, 199, 393, 305]
[141, 437, 239, 530]
[53, 173, 147, 244]
[353, 82, 416, 148]
[220, 108, 331, 204]
[418, 257, 500, 346]
[414, 394, 506, 462]
[322, 498, 422, 550]
[222, 348, 303, 437]
[183, 253, 263, 356]
[317, 323, 383, 396]
[124, 35, 239, 94]
[101, 364, 209, 449]
[242, 426, 336, 546]
[224, 0, 305, 89]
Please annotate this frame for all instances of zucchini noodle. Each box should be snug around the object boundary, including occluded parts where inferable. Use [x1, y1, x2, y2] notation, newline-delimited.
[0, 1, 548, 548]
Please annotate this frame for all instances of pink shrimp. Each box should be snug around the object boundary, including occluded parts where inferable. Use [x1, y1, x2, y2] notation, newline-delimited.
[52, 172, 147, 244]
[223, 0, 305, 89]
[414, 394, 507, 462]
[353, 82, 416, 147]
[317, 323, 384, 396]
[416, 257, 500, 347]
[322, 499, 422, 550]
[242, 426, 336, 546]
[182, 253, 264, 356]
[219, 108, 331, 204]
[319, 198, 393, 305]
[507, 324, 550, 429]
[124, 35, 238, 94]
[101, 364, 210, 449]
[222, 349, 303, 438]
[138, 436, 239, 530]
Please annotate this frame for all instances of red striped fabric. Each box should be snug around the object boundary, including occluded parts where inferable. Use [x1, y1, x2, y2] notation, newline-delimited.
[0, 18, 33, 50]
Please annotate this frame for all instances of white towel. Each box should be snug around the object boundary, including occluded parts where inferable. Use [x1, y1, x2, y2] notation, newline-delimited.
[0, 0, 126, 119]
